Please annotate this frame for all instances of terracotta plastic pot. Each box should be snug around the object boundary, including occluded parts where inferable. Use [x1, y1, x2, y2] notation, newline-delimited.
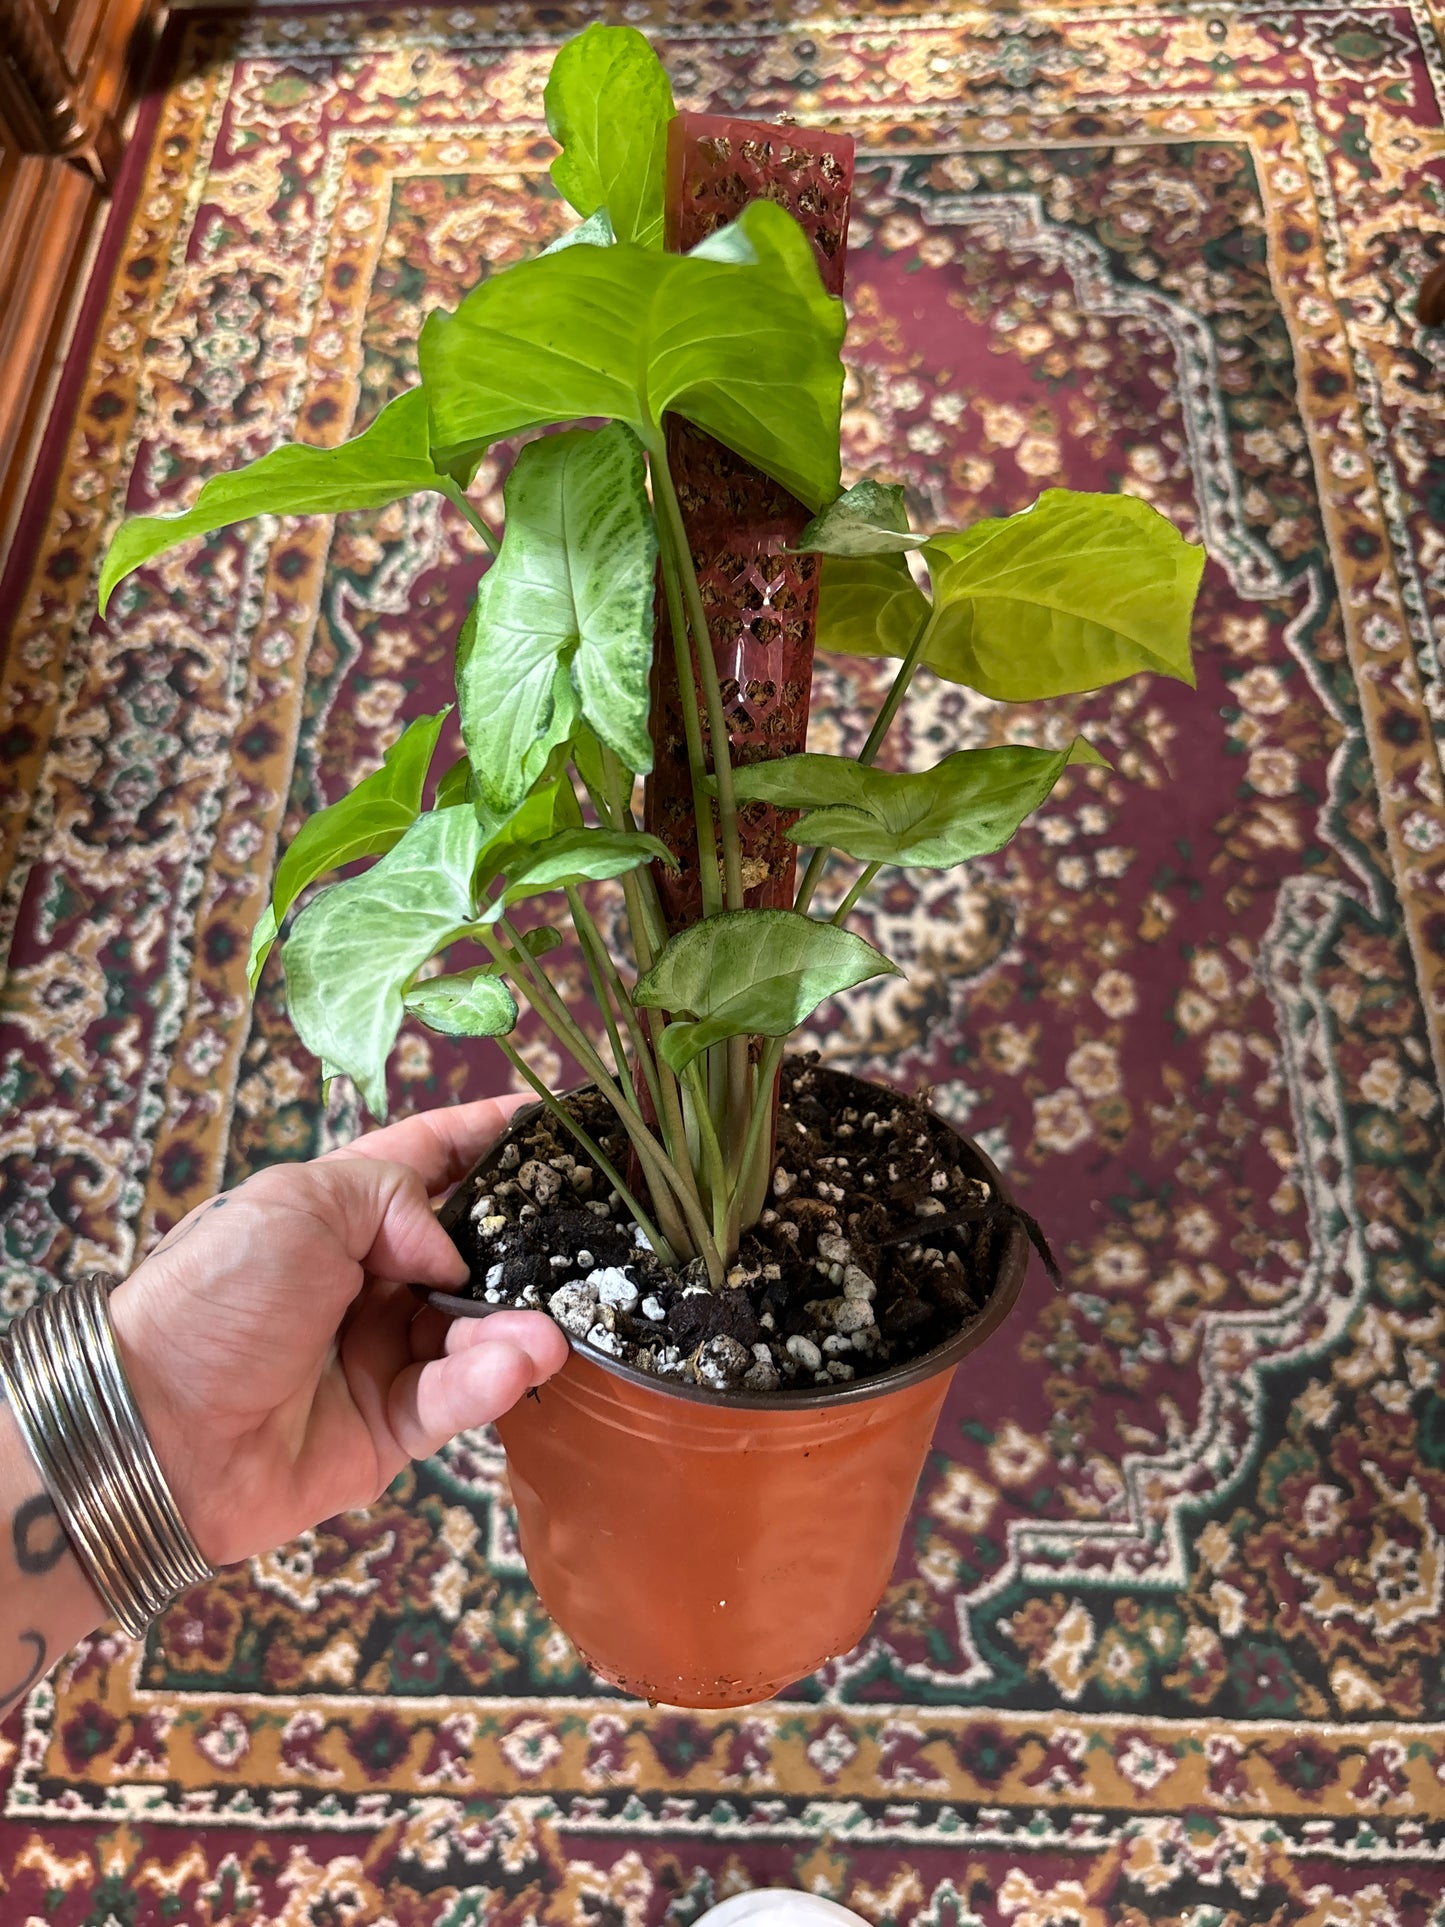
[425, 1080, 1029, 1709]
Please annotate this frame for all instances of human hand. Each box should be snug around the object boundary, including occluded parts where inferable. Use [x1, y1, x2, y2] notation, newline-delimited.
[108, 1098, 569, 1567]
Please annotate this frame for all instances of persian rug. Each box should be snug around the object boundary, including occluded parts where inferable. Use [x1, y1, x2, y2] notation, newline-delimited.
[2, 1, 1444, 1920]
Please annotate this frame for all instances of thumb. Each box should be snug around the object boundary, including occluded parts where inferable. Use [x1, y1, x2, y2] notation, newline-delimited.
[387, 1314, 568, 1460]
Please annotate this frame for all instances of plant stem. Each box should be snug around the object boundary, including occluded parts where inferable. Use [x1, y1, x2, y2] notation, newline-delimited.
[566, 886, 639, 1095]
[498, 921, 640, 1119]
[599, 750, 700, 1199]
[648, 443, 746, 914]
[611, 851, 695, 1165]
[440, 479, 500, 553]
[857, 615, 934, 767]
[832, 862, 881, 925]
[725, 1036, 751, 1177]
[602, 750, 670, 965]
[497, 1040, 676, 1265]
[794, 613, 936, 915]
[645, 449, 757, 1182]
[482, 923, 696, 1261]
[683, 1061, 731, 1254]
[644, 1002, 694, 1178]
[734, 1036, 786, 1233]
[791, 846, 829, 919]
[651, 475, 723, 919]
[566, 884, 663, 1119]
[575, 761, 614, 829]
[495, 919, 724, 1281]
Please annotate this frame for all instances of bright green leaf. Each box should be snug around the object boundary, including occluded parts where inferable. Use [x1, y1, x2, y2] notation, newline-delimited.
[282, 806, 487, 1119]
[403, 967, 518, 1039]
[472, 779, 571, 896]
[815, 550, 931, 660]
[920, 489, 1203, 700]
[435, 754, 473, 810]
[797, 478, 927, 556]
[514, 926, 564, 959]
[100, 389, 446, 616]
[479, 826, 675, 920]
[420, 199, 845, 511]
[570, 724, 612, 794]
[633, 909, 899, 1072]
[545, 24, 675, 249]
[458, 425, 656, 812]
[730, 738, 1108, 868]
[247, 709, 450, 992]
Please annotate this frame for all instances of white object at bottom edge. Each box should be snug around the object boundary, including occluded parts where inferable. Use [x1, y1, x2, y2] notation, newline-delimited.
[697, 1894, 870, 1926]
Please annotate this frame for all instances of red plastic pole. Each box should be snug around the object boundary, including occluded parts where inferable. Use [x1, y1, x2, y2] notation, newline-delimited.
[644, 114, 854, 928]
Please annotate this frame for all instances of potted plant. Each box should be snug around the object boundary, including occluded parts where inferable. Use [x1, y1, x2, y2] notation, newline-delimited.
[100, 26, 1202, 1708]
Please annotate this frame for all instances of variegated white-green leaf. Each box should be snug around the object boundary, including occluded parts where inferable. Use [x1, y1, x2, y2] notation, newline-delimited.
[542, 206, 617, 254]
[403, 968, 518, 1039]
[458, 424, 657, 812]
[282, 806, 486, 1119]
[797, 478, 927, 556]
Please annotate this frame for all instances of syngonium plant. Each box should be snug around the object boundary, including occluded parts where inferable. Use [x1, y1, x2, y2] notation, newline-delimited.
[100, 26, 1203, 1289]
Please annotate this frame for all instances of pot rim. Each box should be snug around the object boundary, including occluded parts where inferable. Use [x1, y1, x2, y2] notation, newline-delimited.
[421, 1069, 1031, 1413]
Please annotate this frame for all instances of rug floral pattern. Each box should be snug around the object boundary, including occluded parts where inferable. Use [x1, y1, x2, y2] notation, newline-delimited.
[1, 2, 1443, 1920]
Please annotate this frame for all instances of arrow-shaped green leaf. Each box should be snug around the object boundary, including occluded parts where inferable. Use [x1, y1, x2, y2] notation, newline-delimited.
[100, 389, 451, 616]
[815, 549, 931, 661]
[920, 489, 1202, 699]
[545, 23, 675, 249]
[247, 708, 451, 992]
[420, 199, 845, 511]
[633, 909, 899, 1073]
[282, 805, 487, 1118]
[729, 738, 1108, 867]
[478, 826, 676, 921]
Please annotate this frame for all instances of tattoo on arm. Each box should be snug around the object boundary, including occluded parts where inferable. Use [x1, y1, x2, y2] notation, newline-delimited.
[0, 1631, 46, 1716]
[13, 1494, 69, 1575]
[150, 1194, 228, 1261]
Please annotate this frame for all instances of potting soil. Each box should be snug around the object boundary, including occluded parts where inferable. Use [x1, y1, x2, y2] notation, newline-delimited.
[447, 1059, 1022, 1392]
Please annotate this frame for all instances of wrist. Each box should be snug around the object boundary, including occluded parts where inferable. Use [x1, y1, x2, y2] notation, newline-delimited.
[0, 1276, 213, 1637]
[0, 1373, 107, 1706]
[107, 1270, 233, 1569]
[105, 1277, 185, 1509]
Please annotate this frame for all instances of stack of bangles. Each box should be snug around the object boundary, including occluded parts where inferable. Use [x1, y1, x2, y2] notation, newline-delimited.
[0, 1272, 214, 1635]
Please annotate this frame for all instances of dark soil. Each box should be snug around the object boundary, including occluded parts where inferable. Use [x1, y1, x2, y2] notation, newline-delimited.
[442, 1057, 1041, 1394]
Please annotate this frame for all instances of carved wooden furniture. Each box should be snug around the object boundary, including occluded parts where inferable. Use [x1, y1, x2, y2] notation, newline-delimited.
[0, 0, 157, 558]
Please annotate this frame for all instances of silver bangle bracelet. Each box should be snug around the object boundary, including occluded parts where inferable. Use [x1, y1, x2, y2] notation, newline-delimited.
[0, 1272, 214, 1637]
